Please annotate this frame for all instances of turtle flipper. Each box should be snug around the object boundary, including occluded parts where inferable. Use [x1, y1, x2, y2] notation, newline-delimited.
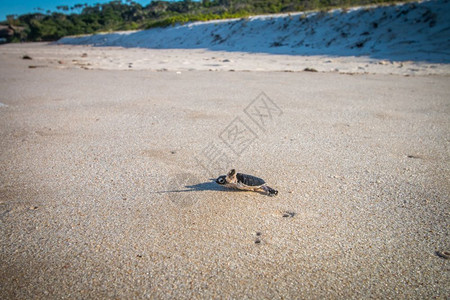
[226, 169, 237, 183]
[262, 185, 278, 196]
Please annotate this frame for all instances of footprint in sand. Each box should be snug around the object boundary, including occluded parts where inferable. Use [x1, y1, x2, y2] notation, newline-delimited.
[282, 211, 296, 218]
[436, 251, 450, 259]
[253, 231, 262, 244]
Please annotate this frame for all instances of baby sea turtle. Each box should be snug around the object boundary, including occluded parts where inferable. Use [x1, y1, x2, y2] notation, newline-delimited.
[216, 169, 278, 196]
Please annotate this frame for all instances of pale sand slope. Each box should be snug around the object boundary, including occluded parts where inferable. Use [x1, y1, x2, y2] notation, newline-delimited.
[57, 0, 450, 64]
[0, 43, 449, 299]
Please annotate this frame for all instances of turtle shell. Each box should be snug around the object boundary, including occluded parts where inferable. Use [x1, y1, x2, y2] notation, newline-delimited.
[236, 173, 266, 187]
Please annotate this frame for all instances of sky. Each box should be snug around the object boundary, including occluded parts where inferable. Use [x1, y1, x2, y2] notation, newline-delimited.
[0, 0, 153, 22]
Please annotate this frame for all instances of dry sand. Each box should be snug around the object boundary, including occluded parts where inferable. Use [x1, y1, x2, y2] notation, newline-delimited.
[0, 43, 449, 298]
[3, 42, 450, 75]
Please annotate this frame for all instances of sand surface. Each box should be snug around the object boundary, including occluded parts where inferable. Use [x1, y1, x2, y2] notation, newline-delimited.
[4, 42, 450, 76]
[0, 43, 449, 298]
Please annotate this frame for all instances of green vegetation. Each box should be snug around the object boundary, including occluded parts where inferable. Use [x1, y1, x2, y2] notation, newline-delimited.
[2, 0, 408, 42]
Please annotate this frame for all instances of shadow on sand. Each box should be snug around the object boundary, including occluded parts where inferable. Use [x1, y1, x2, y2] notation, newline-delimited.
[155, 180, 227, 194]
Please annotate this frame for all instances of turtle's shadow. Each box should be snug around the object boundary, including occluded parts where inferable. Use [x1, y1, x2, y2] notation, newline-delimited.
[185, 181, 226, 192]
[185, 181, 258, 193]
[156, 180, 268, 195]
[155, 180, 227, 194]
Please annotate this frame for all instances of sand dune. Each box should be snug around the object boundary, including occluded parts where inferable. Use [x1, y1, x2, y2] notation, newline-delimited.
[58, 0, 450, 63]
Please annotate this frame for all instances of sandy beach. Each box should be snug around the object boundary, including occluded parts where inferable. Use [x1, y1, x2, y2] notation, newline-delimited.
[0, 42, 449, 298]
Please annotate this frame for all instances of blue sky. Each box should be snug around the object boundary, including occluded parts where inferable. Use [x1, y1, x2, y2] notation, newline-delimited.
[0, 0, 153, 21]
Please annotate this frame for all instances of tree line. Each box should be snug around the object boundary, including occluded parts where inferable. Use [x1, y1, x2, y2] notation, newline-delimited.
[2, 0, 403, 42]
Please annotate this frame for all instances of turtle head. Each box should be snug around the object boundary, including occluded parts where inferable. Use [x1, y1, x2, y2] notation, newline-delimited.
[216, 175, 227, 185]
